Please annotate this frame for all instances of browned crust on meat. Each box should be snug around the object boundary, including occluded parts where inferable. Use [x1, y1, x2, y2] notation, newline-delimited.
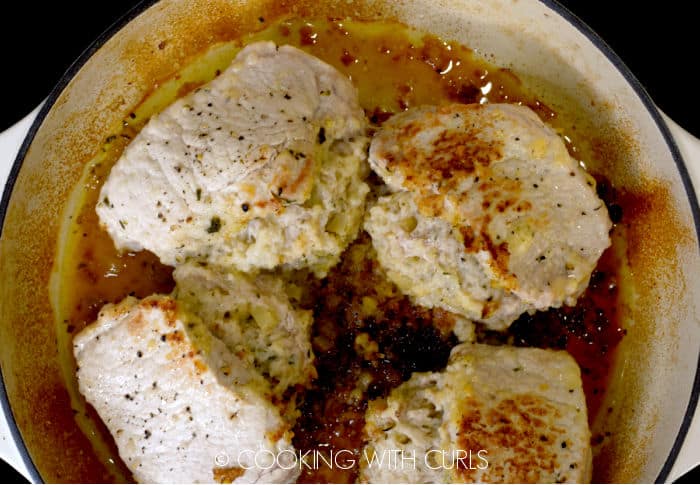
[212, 466, 245, 483]
[382, 104, 536, 293]
[273, 154, 314, 203]
[126, 310, 146, 335]
[456, 394, 574, 483]
[124, 297, 178, 336]
[458, 225, 513, 290]
[141, 295, 178, 314]
[381, 105, 504, 211]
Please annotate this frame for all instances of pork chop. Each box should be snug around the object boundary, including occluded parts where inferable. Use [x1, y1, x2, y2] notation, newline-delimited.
[172, 262, 316, 401]
[97, 41, 369, 277]
[366, 103, 611, 329]
[360, 343, 591, 483]
[73, 296, 299, 483]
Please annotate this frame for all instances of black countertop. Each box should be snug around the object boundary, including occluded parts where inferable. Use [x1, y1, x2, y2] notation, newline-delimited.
[0, 1, 698, 483]
[1, 1, 698, 135]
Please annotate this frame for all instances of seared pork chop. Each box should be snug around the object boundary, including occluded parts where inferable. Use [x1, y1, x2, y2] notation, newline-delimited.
[366, 103, 611, 329]
[98, 41, 368, 277]
[173, 262, 316, 400]
[360, 343, 591, 483]
[73, 296, 299, 483]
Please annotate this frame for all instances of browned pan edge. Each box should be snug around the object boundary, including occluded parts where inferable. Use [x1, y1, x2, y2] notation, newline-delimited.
[0, 0, 698, 483]
[537, 2, 700, 481]
[0, 1, 159, 481]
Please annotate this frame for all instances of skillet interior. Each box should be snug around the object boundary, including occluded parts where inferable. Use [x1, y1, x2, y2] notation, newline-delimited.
[1, 0, 698, 482]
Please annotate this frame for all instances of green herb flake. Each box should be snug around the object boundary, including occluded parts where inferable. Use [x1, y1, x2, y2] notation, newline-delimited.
[206, 216, 221, 234]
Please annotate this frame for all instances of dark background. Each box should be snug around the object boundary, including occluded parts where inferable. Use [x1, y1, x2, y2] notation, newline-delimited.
[0, 0, 698, 483]
[1, 1, 699, 136]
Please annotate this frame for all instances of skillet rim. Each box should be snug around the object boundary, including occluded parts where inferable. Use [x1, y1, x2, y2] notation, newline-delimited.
[534, 3, 700, 482]
[0, 0, 697, 482]
[0, 1, 158, 481]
